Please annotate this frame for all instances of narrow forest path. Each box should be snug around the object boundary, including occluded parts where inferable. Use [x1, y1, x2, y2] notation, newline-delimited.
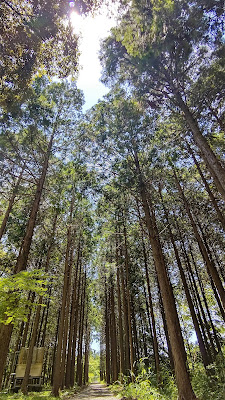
[70, 383, 119, 400]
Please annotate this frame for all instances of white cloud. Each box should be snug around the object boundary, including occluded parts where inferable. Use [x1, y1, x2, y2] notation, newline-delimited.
[70, 7, 117, 110]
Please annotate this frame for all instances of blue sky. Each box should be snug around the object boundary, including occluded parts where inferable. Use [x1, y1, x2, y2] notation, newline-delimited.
[70, 7, 117, 110]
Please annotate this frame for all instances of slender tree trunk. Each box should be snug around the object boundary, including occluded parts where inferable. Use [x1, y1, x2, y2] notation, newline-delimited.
[14, 132, 55, 275]
[76, 272, 86, 387]
[83, 320, 90, 385]
[21, 297, 42, 394]
[0, 166, 24, 240]
[174, 92, 225, 199]
[105, 278, 111, 384]
[70, 257, 82, 387]
[130, 296, 139, 363]
[0, 325, 13, 390]
[52, 196, 75, 397]
[157, 281, 175, 372]
[143, 286, 154, 359]
[172, 166, 225, 311]
[175, 222, 218, 360]
[121, 260, 131, 375]
[186, 142, 225, 230]
[116, 235, 125, 377]
[40, 288, 51, 347]
[60, 234, 76, 389]
[137, 200, 160, 378]
[51, 309, 60, 385]
[65, 239, 81, 388]
[20, 209, 57, 394]
[134, 151, 197, 400]
[110, 277, 118, 382]
[160, 191, 211, 367]
[0, 132, 55, 388]
[123, 219, 135, 381]
[100, 328, 105, 381]
[189, 246, 222, 352]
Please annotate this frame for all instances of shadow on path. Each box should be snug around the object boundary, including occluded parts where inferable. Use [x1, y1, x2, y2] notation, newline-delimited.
[70, 383, 118, 399]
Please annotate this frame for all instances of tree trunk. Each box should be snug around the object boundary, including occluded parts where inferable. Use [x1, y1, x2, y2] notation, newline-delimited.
[0, 166, 24, 240]
[137, 200, 160, 378]
[109, 277, 118, 382]
[52, 196, 75, 397]
[65, 239, 81, 388]
[175, 92, 225, 200]
[14, 132, 55, 275]
[134, 151, 197, 400]
[189, 246, 222, 352]
[175, 220, 218, 360]
[172, 166, 225, 311]
[116, 225, 126, 377]
[186, 142, 225, 231]
[157, 282, 175, 373]
[123, 219, 135, 381]
[0, 133, 55, 388]
[76, 272, 86, 387]
[21, 297, 42, 394]
[160, 192, 211, 367]
[83, 320, 90, 385]
[70, 257, 82, 387]
[60, 234, 76, 389]
[120, 255, 131, 375]
[105, 278, 111, 384]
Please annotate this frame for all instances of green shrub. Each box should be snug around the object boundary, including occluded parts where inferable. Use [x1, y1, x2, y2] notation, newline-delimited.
[191, 353, 225, 400]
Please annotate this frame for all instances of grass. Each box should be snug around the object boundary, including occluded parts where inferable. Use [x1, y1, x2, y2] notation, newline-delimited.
[0, 389, 76, 400]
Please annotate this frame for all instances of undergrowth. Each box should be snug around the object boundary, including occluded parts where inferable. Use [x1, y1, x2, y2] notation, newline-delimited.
[191, 352, 225, 400]
[112, 363, 178, 400]
[0, 389, 75, 400]
[112, 353, 225, 400]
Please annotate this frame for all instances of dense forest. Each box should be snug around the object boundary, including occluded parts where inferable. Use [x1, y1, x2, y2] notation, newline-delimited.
[0, 1, 225, 400]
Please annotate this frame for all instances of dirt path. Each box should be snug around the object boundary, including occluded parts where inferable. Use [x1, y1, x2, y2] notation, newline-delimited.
[70, 383, 119, 400]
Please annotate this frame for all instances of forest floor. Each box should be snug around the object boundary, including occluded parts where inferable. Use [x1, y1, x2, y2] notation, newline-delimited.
[71, 383, 119, 400]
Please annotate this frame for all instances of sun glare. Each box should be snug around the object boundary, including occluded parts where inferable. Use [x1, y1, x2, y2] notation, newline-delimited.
[69, 4, 118, 109]
[70, 11, 84, 34]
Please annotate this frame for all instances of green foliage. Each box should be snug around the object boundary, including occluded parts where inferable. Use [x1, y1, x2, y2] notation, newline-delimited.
[111, 361, 177, 400]
[88, 353, 100, 382]
[191, 353, 225, 400]
[0, 389, 73, 400]
[0, 269, 48, 325]
[0, 0, 100, 110]
[115, 356, 225, 400]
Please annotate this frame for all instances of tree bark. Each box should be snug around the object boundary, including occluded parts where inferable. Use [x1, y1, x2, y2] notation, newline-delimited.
[134, 151, 197, 400]
[116, 228, 125, 377]
[0, 166, 24, 240]
[21, 297, 42, 394]
[70, 257, 82, 387]
[109, 276, 118, 382]
[137, 200, 160, 378]
[123, 218, 135, 381]
[189, 246, 222, 352]
[174, 92, 225, 200]
[172, 166, 225, 311]
[186, 142, 225, 231]
[105, 278, 111, 384]
[160, 191, 211, 367]
[65, 239, 81, 388]
[0, 132, 55, 388]
[52, 196, 75, 396]
[83, 319, 90, 385]
[76, 271, 86, 387]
